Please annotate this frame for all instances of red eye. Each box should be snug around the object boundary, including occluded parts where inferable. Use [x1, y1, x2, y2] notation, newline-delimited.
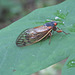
[54, 23, 57, 26]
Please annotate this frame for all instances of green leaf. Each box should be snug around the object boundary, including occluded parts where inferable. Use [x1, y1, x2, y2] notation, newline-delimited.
[0, 0, 75, 75]
[62, 53, 75, 75]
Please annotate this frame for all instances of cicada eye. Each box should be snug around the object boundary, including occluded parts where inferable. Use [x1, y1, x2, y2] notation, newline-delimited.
[54, 23, 57, 26]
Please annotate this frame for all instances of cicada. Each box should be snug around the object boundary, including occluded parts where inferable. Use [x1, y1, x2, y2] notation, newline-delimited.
[16, 21, 68, 47]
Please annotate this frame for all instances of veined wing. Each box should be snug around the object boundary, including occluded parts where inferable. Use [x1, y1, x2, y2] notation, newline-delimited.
[16, 26, 52, 47]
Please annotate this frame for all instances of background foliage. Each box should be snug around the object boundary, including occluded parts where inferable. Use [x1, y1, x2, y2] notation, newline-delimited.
[0, 0, 64, 29]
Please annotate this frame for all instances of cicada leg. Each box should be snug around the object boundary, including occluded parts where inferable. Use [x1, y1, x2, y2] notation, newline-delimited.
[56, 27, 70, 35]
[44, 34, 49, 40]
[49, 32, 52, 44]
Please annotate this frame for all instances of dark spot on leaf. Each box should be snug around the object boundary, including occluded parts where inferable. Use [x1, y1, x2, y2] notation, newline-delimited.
[13, 69, 16, 72]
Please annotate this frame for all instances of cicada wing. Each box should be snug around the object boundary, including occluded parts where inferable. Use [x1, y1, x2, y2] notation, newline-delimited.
[16, 28, 50, 47]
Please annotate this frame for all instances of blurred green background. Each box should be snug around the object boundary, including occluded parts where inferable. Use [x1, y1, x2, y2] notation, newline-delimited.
[0, 0, 66, 75]
[0, 0, 65, 29]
